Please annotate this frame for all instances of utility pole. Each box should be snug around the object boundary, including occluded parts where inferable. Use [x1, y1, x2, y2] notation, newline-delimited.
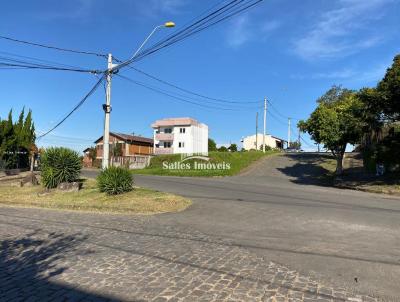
[263, 97, 267, 153]
[102, 53, 113, 169]
[288, 118, 291, 149]
[255, 112, 258, 150]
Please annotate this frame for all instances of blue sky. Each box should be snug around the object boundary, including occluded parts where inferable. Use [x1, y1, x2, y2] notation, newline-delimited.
[1, 0, 399, 151]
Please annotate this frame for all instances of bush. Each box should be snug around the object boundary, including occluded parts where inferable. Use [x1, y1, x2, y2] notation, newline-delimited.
[41, 147, 82, 188]
[97, 166, 133, 195]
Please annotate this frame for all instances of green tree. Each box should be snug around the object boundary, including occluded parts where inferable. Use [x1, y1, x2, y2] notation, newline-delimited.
[208, 138, 217, 151]
[289, 141, 301, 150]
[218, 146, 228, 152]
[0, 108, 35, 169]
[298, 86, 364, 175]
[376, 54, 400, 121]
[356, 55, 400, 170]
[228, 143, 238, 152]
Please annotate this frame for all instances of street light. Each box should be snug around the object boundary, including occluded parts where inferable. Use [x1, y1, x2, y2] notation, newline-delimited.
[113, 21, 176, 72]
[102, 22, 175, 169]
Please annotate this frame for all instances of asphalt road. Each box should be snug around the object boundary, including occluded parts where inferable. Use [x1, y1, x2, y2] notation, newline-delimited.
[83, 153, 400, 300]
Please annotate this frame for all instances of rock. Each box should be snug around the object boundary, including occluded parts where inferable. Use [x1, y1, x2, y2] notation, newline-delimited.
[57, 182, 81, 192]
[21, 174, 39, 187]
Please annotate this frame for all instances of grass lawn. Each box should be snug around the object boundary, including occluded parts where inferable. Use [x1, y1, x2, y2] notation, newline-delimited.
[0, 179, 191, 214]
[132, 150, 279, 177]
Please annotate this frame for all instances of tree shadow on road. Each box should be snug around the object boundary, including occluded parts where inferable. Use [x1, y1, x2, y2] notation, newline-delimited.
[277, 153, 336, 186]
[0, 231, 121, 301]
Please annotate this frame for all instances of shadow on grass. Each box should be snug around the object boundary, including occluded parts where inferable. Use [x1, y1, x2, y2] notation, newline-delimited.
[0, 231, 122, 301]
[276, 153, 335, 187]
[277, 153, 400, 190]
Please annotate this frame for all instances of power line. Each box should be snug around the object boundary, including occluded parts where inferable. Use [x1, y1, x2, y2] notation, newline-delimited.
[300, 136, 315, 149]
[0, 50, 92, 70]
[0, 54, 101, 73]
[0, 62, 100, 74]
[37, 76, 105, 139]
[119, 0, 263, 68]
[0, 34, 107, 58]
[116, 74, 261, 111]
[267, 99, 301, 121]
[36, 133, 95, 143]
[123, 65, 261, 104]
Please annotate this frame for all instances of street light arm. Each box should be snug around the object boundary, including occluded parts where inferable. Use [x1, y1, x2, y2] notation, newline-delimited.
[112, 25, 164, 72]
[129, 25, 163, 62]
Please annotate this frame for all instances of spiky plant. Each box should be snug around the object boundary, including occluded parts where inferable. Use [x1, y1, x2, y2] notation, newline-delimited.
[97, 166, 133, 195]
[41, 147, 82, 189]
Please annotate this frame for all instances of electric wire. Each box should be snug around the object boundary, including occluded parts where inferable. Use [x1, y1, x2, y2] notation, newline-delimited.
[0, 55, 101, 73]
[132, 1, 262, 64]
[37, 76, 105, 139]
[124, 65, 261, 104]
[0, 62, 100, 74]
[0, 34, 107, 58]
[0, 50, 92, 70]
[116, 74, 262, 111]
[118, 0, 263, 67]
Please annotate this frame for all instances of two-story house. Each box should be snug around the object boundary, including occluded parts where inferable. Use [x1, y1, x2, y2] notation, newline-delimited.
[152, 117, 208, 155]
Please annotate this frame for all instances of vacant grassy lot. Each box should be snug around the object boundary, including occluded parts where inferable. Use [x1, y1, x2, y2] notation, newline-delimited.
[132, 150, 279, 177]
[0, 179, 191, 214]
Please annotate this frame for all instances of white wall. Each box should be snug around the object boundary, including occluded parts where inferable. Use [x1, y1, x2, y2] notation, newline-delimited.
[153, 122, 208, 155]
[243, 134, 283, 150]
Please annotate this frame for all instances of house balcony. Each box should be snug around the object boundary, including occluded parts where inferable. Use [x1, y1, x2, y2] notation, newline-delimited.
[155, 148, 173, 155]
[155, 133, 174, 141]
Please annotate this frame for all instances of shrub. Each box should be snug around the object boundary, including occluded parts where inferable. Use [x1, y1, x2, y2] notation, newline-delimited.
[97, 166, 133, 195]
[41, 147, 82, 188]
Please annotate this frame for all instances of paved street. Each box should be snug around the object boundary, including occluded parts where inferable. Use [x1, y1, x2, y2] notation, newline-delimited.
[1, 153, 400, 301]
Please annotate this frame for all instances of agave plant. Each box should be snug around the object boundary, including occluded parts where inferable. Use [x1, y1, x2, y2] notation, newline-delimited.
[41, 147, 82, 189]
[97, 166, 133, 195]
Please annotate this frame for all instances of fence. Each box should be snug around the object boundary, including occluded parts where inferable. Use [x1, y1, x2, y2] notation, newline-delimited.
[110, 155, 151, 169]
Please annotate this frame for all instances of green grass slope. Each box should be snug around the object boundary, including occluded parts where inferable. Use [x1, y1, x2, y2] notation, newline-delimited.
[132, 151, 278, 177]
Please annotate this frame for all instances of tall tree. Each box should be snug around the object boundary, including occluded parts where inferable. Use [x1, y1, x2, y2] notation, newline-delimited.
[228, 143, 238, 152]
[376, 54, 400, 121]
[208, 138, 217, 151]
[0, 108, 35, 169]
[298, 86, 364, 175]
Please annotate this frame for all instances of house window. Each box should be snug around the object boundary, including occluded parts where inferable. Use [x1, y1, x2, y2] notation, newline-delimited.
[163, 142, 171, 148]
[180, 128, 186, 133]
[178, 142, 185, 148]
[164, 128, 172, 134]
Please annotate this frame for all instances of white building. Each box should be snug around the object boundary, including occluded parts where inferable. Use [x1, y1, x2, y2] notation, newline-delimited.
[242, 133, 285, 151]
[152, 117, 208, 155]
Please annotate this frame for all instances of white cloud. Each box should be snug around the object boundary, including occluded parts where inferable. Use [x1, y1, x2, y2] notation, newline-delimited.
[293, 0, 394, 59]
[37, 0, 95, 20]
[226, 16, 281, 48]
[291, 61, 390, 84]
[149, 0, 187, 14]
[261, 20, 281, 33]
[227, 15, 253, 47]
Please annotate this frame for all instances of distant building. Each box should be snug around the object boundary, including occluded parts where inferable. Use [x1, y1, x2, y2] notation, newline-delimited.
[82, 147, 93, 168]
[152, 117, 208, 155]
[90, 132, 154, 169]
[94, 132, 154, 158]
[242, 134, 285, 150]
